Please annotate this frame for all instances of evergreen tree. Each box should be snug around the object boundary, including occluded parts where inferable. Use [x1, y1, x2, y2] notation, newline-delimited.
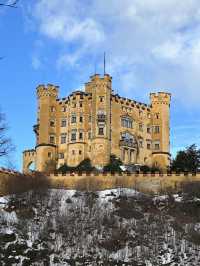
[171, 144, 200, 172]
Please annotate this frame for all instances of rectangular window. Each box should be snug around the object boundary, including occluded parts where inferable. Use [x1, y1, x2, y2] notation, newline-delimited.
[99, 96, 104, 102]
[89, 115, 92, 123]
[50, 119, 55, 127]
[88, 131, 92, 139]
[71, 114, 76, 123]
[79, 150, 82, 155]
[50, 106, 55, 112]
[154, 142, 160, 150]
[58, 153, 64, 159]
[139, 140, 143, 148]
[71, 131, 76, 141]
[154, 126, 160, 133]
[61, 119, 67, 127]
[48, 152, 52, 158]
[80, 116, 83, 123]
[147, 126, 151, 134]
[61, 134, 67, 144]
[98, 127, 104, 135]
[49, 135, 55, 144]
[80, 102, 83, 107]
[79, 132, 83, 140]
[147, 142, 151, 150]
[72, 150, 75, 155]
[139, 123, 143, 131]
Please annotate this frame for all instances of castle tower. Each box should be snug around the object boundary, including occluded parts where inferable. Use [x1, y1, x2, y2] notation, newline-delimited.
[150, 92, 171, 169]
[87, 74, 112, 167]
[35, 84, 59, 171]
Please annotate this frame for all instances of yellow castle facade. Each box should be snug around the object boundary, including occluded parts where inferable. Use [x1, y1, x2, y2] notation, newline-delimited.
[23, 74, 171, 172]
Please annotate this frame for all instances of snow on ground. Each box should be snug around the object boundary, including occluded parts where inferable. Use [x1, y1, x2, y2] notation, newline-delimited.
[98, 188, 139, 199]
[173, 194, 183, 202]
[0, 197, 8, 206]
[0, 188, 200, 265]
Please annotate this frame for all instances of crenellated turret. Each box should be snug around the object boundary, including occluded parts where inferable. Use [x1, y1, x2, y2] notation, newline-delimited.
[35, 84, 59, 171]
[150, 92, 171, 169]
[37, 84, 58, 98]
[88, 74, 112, 167]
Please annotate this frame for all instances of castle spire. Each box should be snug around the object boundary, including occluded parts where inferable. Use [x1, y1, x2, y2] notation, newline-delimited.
[104, 52, 106, 75]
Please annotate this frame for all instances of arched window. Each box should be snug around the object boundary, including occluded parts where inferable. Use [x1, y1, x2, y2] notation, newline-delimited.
[121, 116, 133, 128]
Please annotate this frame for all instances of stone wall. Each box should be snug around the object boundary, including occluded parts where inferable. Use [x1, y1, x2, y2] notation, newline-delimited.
[1, 171, 200, 196]
[48, 172, 200, 193]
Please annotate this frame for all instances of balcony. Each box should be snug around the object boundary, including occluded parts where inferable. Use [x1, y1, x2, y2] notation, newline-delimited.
[119, 139, 137, 148]
[97, 114, 106, 123]
[33, 124, 39, 135]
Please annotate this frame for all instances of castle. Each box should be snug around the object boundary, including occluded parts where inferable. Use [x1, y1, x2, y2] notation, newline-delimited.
[23, 73, 171, 172]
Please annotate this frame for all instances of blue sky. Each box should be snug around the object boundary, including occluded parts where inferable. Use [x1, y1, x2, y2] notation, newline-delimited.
[1, 0, 200, 170]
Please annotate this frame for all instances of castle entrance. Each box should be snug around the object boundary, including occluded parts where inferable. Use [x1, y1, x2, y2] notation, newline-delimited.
[23, 150, 36, 173]
[120, 132, 138, 165]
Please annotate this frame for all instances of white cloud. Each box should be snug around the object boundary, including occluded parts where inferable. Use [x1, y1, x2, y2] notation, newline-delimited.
[29, 0, 200, 105]
[32, 56, 42, 70]
[33, 0, 105, 66]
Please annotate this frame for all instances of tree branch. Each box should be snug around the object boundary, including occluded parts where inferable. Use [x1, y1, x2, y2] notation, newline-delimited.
[0, 0, 19, 8]
[0, 111, 14, 158]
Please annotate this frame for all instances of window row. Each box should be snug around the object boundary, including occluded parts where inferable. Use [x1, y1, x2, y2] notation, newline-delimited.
[138, 140, 160, 150]
[50, 102, 84, 113]
[121, 106, 151, 118]
[139, 124, 160, 133]
[58, 149, 83, 159]
[49, 115, 93, 127]
[49, 131, 92, 144]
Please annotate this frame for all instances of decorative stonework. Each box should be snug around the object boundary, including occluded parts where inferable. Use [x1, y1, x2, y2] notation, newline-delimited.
[23, 73, 171, 172]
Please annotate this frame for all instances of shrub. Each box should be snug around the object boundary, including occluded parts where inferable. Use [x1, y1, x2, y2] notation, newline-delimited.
[57, 164, 74, 173]
[103, 154, 123, 173]
[57, 158, 94, 173]
[76, 158, 95, 172]
[140, 165, 161, 173]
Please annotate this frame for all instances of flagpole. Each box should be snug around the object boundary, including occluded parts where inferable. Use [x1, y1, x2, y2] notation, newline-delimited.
[104, 52, 106, 75]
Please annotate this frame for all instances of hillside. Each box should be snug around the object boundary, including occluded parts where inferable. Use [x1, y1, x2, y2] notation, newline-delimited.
[0, 188, 200, 265]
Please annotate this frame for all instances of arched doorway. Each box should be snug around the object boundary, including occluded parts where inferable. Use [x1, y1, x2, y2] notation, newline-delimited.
[27, 161, 35, 171]
[23, 150, 36, 173]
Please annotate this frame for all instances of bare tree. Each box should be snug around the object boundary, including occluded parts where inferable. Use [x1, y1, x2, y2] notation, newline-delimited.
[0, 111, 14, 158]
[0, 0, 19, 8]
[0, 1, 20, 59]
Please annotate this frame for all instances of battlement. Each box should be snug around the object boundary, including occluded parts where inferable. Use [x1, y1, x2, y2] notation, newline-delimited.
[111, 94, 151, 111]
[23, 149, 36, 156]
[90, 73, 112, 83]
[37, 84, 59, 98]
[150, 92, 171, 105]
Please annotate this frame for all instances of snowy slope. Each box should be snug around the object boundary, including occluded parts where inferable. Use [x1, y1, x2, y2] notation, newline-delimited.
[0, 188, 200, 265]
